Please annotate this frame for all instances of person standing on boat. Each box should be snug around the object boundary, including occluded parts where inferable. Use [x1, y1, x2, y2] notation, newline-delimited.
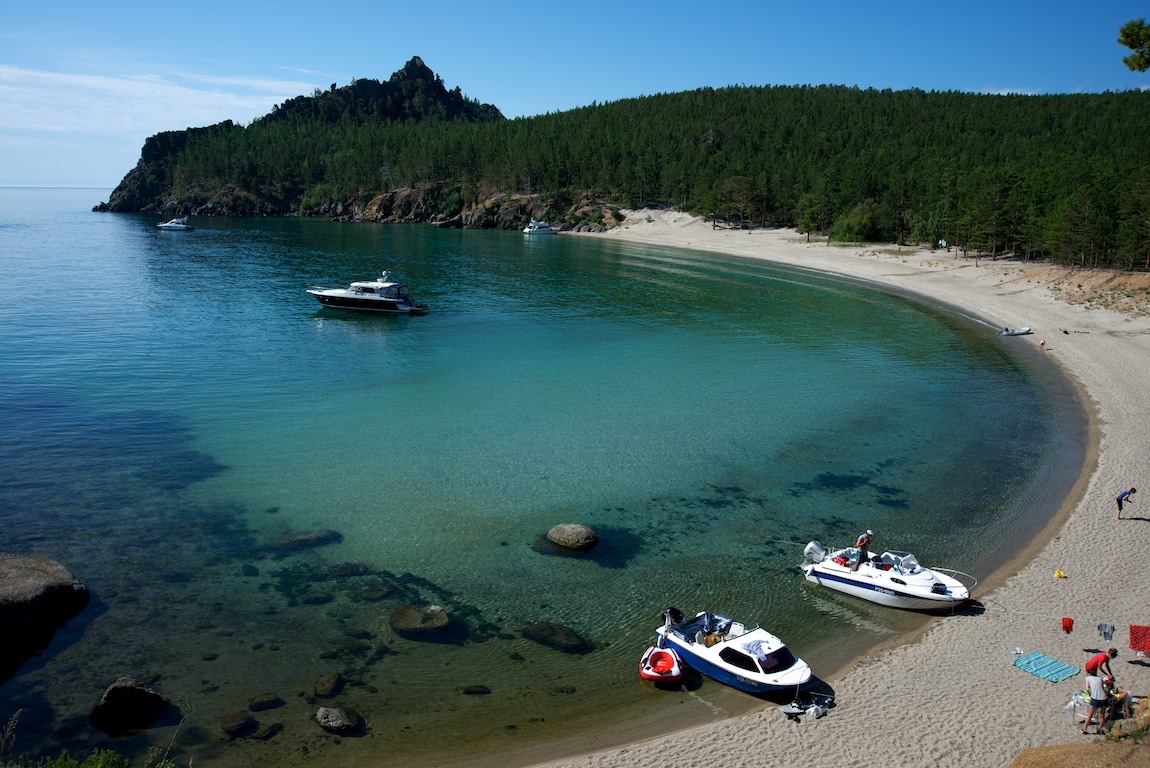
[852, 529, 873, 571]
[1116, 487, 1136, 520]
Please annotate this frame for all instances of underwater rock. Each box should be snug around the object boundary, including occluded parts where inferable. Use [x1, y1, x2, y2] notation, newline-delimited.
[546, 524, 599, 552]
[316, 705, 363, 735]
[220, 711, 259, 739]
[522, 621, 593, 654]
[89, 677, 182, 735]
[298, 590, 334, 605]
[314, 672, 345, 698]
[358, 582, 397, 601]
[248, 693, 285, 711]
[389, 604, 450, 636]
[462, 685, 492, 695]
[273, 529, 344, 553]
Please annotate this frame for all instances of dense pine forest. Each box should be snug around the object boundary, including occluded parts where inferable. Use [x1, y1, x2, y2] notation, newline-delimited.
[97, 57, 1150, 269]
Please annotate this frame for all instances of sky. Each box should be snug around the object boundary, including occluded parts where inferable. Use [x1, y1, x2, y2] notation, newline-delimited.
[2, 0, 1147, 188]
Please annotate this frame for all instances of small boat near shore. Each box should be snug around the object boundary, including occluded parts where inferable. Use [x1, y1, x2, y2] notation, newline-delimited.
[157, 216, 194, 230]
[999, 326, 1032, 336]
[654, 608, 811, 695]
[637, 645, 683, 685]
[523, 219, 559, 234]
[800, 540, 976, 612]
[307, 271, 429, 315]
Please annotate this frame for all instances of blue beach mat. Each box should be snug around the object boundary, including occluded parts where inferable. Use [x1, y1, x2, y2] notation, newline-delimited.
[1013, 651, 1081, 683]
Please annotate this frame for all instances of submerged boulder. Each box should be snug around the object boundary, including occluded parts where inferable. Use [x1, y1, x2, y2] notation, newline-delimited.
[273, 529, 344, 553]
[522, 621, 593, 654]
[546, 524, 598, 552]
[389, 604, 450, 636]
[316, 705, 363, 735]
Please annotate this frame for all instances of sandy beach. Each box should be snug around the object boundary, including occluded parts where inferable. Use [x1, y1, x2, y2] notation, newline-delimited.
[530, 211, 1150, 768]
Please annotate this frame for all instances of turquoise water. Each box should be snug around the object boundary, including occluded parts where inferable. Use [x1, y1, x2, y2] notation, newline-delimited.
[0, 188, 1083, 766]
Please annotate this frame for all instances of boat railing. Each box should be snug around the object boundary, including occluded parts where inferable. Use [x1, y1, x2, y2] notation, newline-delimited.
[929, 566, 979, 590]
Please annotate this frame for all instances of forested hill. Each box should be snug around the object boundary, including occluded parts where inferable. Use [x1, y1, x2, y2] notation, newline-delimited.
[96, 59, 1150, 269]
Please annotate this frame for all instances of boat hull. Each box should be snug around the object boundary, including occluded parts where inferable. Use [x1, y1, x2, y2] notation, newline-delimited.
[657, 632, 807, 694]
[308, 291, 429, 315]
[801, 563, 969, 611]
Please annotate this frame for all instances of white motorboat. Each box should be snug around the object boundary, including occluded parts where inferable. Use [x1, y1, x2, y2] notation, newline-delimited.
[800, 540, 976, 612]
[999, 326, 1032, 336]
[654, 608, 811, 695]
[157, 216, 194, 230]
[523, 219, 559, 234]
[307, 271, 429, 315]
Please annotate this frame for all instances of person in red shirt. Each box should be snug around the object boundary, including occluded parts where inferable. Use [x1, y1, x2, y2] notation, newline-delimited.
[1085, 648, 1117, 676]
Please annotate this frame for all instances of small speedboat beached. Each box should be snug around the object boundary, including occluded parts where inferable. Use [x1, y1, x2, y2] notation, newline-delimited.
[307, 271, 429, 315]
[999, 326, 1032, 336]
[523, 219, 559, 234]
[157, 216, 194, 230]
[637, 645, 683, 685]
[800, 540, 976, 612]
[654, 608, 811, 695]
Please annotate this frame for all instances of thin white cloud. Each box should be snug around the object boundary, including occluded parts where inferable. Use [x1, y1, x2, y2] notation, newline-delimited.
[0, 64, 316, 136]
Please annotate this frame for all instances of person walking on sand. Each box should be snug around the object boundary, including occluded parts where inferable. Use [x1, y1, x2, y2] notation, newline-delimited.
[853, 529, 873, 571]
[1081, 671, 1111, 734]
[1117, 487, 1136, 519]
[1085, 648, 1117, 677]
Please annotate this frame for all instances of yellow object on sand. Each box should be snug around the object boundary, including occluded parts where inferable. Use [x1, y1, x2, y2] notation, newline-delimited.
[1054, 569, 1067, 579]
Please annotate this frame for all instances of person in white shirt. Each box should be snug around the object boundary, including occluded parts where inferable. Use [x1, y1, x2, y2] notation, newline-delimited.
[1081, 673, 1111, 734]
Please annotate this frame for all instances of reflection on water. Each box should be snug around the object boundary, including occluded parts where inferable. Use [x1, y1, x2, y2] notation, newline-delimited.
[0, 189, 1083, 767]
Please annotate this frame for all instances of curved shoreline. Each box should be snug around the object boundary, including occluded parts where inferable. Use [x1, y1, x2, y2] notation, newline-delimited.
[519, 214, 1149, 767]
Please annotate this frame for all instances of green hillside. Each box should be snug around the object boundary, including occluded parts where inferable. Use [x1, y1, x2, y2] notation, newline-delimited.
[96, 58, 1150, 269]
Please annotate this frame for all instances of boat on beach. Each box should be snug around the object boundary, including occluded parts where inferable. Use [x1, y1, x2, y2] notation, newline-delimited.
[999, 326, 1032, 336]
[654, 608, 811, 695]
[306, 270, 429, 314]
[157, 216, 193, 230]
[800, 540, 976, 612]
[523, 219, 560, 234]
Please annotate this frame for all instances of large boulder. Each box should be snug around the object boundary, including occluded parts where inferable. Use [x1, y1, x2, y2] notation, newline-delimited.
[546, 524, 599, 552]
[89, 677, 183, 735]
[0, 554, 90, 682]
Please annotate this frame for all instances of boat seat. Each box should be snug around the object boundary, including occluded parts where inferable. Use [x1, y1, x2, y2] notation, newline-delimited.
[727, 621, 745, 638]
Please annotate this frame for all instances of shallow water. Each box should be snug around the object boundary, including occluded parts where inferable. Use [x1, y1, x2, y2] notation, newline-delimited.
[0, 188, 1083, 765]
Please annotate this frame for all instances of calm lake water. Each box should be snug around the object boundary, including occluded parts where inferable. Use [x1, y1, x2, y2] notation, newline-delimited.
[0, 188, 1083, 766]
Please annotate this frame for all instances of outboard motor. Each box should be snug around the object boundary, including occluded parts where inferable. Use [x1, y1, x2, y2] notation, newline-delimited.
[803, 540, 826, 564]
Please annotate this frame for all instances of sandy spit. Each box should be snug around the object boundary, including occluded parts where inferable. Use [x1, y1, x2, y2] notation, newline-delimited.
[524, 211, 1150, 768]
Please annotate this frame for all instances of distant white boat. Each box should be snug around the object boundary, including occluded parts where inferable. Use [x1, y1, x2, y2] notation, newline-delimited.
[523, 219, 559, 235]
[157, 217, 193, 231]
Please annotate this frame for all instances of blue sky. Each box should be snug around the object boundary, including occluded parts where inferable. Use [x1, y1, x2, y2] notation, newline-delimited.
[2, 0, 1147, 187]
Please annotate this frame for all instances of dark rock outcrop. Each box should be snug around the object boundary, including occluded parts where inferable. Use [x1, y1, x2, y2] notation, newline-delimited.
[89, 677, 183, 735]
[546, 524, 599, 552]
[0, 554, 90, 682]
[248, 693, 285, 712]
